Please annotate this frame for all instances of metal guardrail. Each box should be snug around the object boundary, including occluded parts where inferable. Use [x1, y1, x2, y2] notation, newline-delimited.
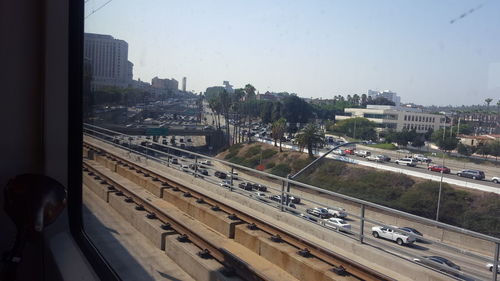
[83, 123, 499, 281]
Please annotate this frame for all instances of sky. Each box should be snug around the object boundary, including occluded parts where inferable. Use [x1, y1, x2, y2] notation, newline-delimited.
[84, 0, 500, 106]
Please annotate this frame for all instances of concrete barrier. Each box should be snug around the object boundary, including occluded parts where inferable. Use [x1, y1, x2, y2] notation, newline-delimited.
[83, 172, 114, 202]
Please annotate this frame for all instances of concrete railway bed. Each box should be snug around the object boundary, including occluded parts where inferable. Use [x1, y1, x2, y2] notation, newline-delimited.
[83, 142, 393, 281]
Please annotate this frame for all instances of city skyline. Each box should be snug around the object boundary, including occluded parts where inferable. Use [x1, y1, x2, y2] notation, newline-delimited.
[84, 0, 500, 106]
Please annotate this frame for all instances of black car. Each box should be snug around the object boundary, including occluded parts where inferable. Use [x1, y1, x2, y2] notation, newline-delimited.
[214, 171, 227, 179]
[253, 184, 267, 192]
[238, 182, 253, 191]
[457, 170, 485, 180]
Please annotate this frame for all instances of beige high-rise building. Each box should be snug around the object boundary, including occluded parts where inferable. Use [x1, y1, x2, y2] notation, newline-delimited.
[84, 33, 133, 90]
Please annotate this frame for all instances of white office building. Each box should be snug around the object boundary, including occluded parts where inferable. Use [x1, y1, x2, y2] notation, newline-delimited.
[84, 33, 134, 90]
[336, 105, 448, 133]
[367, 90, 401, 106]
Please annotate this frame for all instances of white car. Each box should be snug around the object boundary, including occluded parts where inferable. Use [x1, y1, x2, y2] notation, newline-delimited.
[395, 158, 417, 167]
[201, 160, 212, 166]
[327, 208, 348, 218]
[366, 155, 383, 162]
[492, 176, 500, 184]
[354, 150, 371, 157]
[371, 226, 416, 245]
[321, 218, 351, 232]
[332, 149, 346, 156]
[227, 171, 239, 180]
[413, 154, 431, 163]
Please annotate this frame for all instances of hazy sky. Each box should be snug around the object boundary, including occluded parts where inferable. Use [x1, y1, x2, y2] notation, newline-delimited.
[85, 0, 500, 106]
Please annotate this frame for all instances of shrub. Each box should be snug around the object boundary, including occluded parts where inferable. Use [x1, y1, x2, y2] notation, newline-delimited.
[291, 158, 314, 172]
[224, 151, 238, 160]
[271, 163, 291, 177]
[261, 149, 277, 159]
[368, 143, 397, 150]
[245, 145, 262, 158]
[228, 143, 243, 153]
[265, 162, 276, 169]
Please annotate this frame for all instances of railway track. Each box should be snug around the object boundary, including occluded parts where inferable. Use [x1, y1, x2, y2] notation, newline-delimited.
[82, 140, 393, 281]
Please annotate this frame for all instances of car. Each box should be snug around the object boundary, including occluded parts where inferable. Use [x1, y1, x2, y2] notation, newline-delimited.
[327, 208, 347, 218]
[227, 171, 239, 180]
[486, 263, 500, 273]
[413, 256, 460, 275]
[332, 149, 346, 156]
[181, 165, 190, 172]
[366, 154, 383, 162]
[395, 158, 417, 167]
[491, 176, 500, 184]
[427, 165, 450, 174]
[457, 170, 485, 180]
[171, 158, 179, 164]
[199, 169, 209, 176]
[220, 180, 232, 188]
[398, 227, 424, 242]
[321, 218, 351, 232]
[396, 149, 411, 154]
[238, 182, 253, 191]
[354, 150, 371, 157]
[284, 194, 300, 204]
[200, 160, 212, 166]
[371, 226, 416, 245]
[377, 155, 391, 162]
[252, 191, 267, 199]
[253, 184, 267, 192]
[413, 154, 431, 163]
[343, 148, 355, 155]
[306, 207, 331, 219]
[300, 213, 318, 223]
[214, 171, 227, 179]
[269, 195, 281, 202]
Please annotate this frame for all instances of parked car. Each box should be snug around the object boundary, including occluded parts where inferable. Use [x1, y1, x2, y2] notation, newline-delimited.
[413, 256, 460, 275]
[306, 207, 331, 219]
[491, 176, 500, 184]
[214, 171, 227, 179]
[457, 170, 485, 180]
[371, 226, 416, 245]
[327, 208, 347, 218]
[354, 150, 371, 157]
[413, 154, 432, 163]
[321, 218, 351, 232]
[395, 158, 417, 167]
[427, 165, 450, 174]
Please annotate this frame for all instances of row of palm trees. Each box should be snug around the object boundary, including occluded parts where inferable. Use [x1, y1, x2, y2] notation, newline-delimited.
[271, 119, 325, 157]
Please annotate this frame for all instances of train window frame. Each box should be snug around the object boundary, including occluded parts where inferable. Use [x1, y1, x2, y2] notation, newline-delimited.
[67, 1, 121, 280]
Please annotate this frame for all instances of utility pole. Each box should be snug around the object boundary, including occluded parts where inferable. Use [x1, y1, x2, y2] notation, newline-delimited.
[436, 126, 446, 221]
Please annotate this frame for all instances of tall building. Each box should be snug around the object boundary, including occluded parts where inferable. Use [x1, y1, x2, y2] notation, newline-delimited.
[84, 33, 133, 90]
[182, 77, 187, 92]
[336, 105, 448, 133]
[367, 90, 401, 106]
[151, 77, 178, 95]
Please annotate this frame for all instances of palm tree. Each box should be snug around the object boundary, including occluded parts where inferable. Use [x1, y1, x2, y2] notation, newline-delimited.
[271, 118, 287, 152]
[296, 124, 325, 157]
[485, 98, 493, 110]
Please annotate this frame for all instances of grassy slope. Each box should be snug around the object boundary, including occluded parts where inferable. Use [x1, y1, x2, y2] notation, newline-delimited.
[217, 142, 500, 236]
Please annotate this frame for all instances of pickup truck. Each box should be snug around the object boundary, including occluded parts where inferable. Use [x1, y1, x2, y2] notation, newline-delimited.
[372, 226, 416, 245]
[327, 208, 347, 218]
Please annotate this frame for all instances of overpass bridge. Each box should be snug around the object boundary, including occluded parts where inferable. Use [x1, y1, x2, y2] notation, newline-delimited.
[82, 124, 500, 281]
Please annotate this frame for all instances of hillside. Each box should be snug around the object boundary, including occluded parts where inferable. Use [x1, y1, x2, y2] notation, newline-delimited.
[217, 142, 500, 236]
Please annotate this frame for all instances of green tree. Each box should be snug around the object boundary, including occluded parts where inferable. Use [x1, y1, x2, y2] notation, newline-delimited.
[431, 129, 459, 152]
[271, 118, 287, 152]
[244, 84, 256, 100]
[412, 136, 426, 149]
[281, 95, 312, 124]
[296, 124, 325, 157]
[331, 117, 377, 140]
[457, 143, 476, 156]
[489, 141, 500, 161]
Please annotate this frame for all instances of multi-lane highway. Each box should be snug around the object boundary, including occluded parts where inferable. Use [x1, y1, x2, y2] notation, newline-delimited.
[84, 129, 500, 281]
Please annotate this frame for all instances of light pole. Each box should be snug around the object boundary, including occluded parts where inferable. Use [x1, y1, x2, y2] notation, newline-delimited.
[436, 126, 446, 221]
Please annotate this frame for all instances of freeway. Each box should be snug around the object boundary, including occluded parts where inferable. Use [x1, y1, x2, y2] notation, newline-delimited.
[84, 132, 499, 281]
[256, 138, 500, 195]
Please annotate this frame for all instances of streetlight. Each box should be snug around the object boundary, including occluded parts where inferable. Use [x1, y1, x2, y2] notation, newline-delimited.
[436, 126, 446, 221]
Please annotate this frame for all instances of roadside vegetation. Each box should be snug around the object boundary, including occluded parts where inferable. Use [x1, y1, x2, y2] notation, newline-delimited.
[296, 159, 500, 237]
